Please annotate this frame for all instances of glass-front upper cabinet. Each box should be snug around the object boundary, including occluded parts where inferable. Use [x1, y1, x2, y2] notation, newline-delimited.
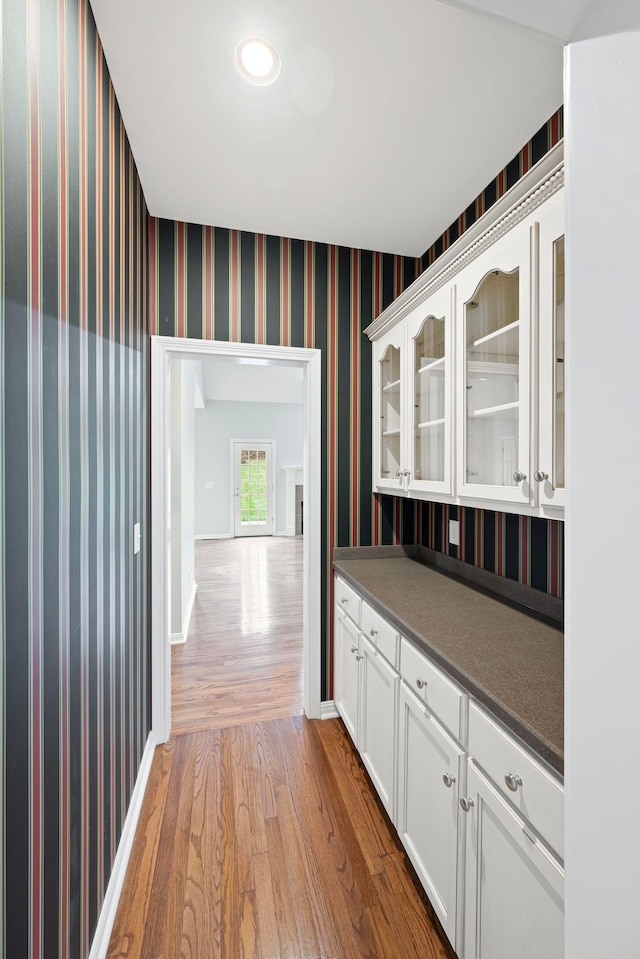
[456, 224, 532, 504]
[406, 285, 453, 496]
[537, 191, 565, 509]
[373, 325, 406, 492]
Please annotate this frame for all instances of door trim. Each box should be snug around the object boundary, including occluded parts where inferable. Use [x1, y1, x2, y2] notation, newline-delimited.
[151, 336, 322, 744]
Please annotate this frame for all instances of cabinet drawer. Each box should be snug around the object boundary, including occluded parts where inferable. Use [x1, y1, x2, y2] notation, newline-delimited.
[468, 701, 563, 859]
[361, 601, 399, 668]
[334, 576, 361, 627]
[400, 638, 465, 741]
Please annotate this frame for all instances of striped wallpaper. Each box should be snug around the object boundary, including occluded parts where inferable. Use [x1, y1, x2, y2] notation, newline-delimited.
[1, 0, 149, 956]
[150, 108, 565, 700]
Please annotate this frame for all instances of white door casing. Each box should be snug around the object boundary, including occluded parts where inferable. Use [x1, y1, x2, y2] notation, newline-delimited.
[151, 337, 322, 743]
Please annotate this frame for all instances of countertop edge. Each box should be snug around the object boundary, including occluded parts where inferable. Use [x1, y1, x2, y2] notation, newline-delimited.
[333, 557, 564, 777]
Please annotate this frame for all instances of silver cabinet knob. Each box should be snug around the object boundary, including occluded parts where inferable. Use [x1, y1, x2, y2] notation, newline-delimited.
[369, 627, 377, 637]
[505, 772, 523, 792]
[396, 469, 403, 478]
[355, 654, 363, 661]
[512, 470, 527, 483]
[460, 796, 474, 812]
[350, 645, 358, 654]
[442, 773, 456, 788]
[402, 469, 411, 477]
[340, 597, 348, 605]
[416, 677, 428, 690]
[533, 470, 549, 482]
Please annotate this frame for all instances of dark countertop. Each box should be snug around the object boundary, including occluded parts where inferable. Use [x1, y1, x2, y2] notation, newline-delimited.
[333, 553, 564, 775]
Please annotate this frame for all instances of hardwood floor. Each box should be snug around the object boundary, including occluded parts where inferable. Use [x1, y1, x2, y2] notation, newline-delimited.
[172, 537, 304, 734]
[109, 536, 455, 958]
[107, 715, 454, 959]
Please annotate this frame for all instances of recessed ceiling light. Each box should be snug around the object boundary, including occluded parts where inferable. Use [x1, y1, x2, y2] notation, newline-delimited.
[235, 36, 281, 86]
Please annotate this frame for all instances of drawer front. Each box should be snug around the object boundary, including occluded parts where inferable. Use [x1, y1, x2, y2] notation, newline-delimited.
[400, 638, 464, 741]
[361, 601, 399, 668]
[468, 701, 564, 859]
[334, 575, 361, 627]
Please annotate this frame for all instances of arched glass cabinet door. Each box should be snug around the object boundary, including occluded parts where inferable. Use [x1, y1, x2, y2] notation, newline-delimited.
[406, 284, 453, 495]
[373, 324, 406, 492]
[537, 191, 565, 509]
[456, 225, 531, 504]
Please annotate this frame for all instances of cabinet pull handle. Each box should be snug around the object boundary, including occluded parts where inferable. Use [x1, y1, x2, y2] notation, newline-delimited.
[340, 597, 348, 605]
[396, 469, 403, 478]
[512, 470, 527, 483]
[442, 773, 456, 788]
[416, 677, 428, 690]
[350, 646, 358, 654]
[460, 796, 474, 812]
[402, 469, 411, 477]
[369, 627, 377, 637]
[505, 772, 523, 792]
[533, 470, 549, 482]
[355, 654, 363, 661]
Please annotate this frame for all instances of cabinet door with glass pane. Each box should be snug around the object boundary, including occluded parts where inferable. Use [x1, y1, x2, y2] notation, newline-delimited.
[406, 284, 453, 496]
[373, 326, 407, 493]
[456, 224, 532, 505]
[537, 193, 565, 510]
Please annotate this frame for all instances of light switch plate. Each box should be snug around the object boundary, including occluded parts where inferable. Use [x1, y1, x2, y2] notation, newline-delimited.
[133, 522, 141, 555]
[448, 519, 459, 547]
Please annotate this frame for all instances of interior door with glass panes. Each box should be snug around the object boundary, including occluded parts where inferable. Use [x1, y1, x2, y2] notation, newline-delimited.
[233, 441, 274, 537]
[456, 224, 532, 505]
[373, 326, 407, 492]
[406, 284, 453, 496]
[537, 193, 565, 510]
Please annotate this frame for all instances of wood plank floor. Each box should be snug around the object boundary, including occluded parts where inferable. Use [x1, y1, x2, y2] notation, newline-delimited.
[172, 537, 304, 735]
[108, 715, 455, 959]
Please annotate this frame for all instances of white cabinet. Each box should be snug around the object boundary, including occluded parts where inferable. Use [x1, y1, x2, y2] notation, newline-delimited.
[334, 607, 361, 746]
[367, 147, 565, 519]
[461, 762, 564, 959]
[456, 221, 532, 506]
[373, 324, 406, 492]
[359, 636, 399, 820]
[397, 683, 465, 950]
[332, 572, 565, 959]
[373, 285, 454, 497]
[537, 190, 565, 509]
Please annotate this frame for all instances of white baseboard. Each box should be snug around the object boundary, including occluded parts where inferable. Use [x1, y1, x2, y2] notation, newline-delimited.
[320, 700, 340, 720]
[170, 581, 197, 645]
[194, 533, 232, 540]
[88, 732, 156, 959]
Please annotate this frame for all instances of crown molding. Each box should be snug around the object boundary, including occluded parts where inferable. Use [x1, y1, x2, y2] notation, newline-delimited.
[365, 140, 564, 341]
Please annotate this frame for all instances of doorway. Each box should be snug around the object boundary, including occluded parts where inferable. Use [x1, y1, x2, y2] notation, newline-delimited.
[233, 440, 275, 537]
[150, 336, 322, 745]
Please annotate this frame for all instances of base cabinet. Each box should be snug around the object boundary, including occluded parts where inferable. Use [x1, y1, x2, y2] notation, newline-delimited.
[397, 684, 465, 951]
[461, 763, 564, 959]
[334, 608, 360, 746]
[359, 636, 399, 820]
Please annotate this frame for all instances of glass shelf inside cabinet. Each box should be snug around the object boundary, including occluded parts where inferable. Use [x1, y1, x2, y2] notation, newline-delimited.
[465, 269, 520, 486]
[380, 345, 401, 479]
[554, 236, 565, 489]
[414, 314, 446, 482]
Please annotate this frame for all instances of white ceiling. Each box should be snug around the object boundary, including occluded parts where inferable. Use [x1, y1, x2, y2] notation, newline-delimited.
[196, 355, 304, 405]
[433, 0, 600, 43]
[90, 0, 566, 257]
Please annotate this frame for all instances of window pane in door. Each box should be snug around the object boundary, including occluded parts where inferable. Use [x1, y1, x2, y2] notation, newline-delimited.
[465, 269, 520, 486]
[239, 448, 268, 526]
[414, 315, 445, 481]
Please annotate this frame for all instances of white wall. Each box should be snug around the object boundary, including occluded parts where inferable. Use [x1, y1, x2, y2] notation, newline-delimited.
[565, 14, 640, 959]
[170, 360, 196, 635]
[194, 400, 303, 537]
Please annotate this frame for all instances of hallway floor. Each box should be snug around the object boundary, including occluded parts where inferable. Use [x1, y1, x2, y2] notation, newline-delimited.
[108, 535, 453, 958]
[171, 536, 304, 735]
